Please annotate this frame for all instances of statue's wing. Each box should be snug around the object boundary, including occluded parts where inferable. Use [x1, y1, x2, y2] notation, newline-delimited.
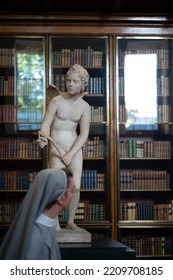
[80, 91, 89, 99]
[46, 84, 62, 106]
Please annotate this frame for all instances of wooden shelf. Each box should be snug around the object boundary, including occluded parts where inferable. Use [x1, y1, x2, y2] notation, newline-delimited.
[118, 221, 173, 228]
[61, 220, 111, 229]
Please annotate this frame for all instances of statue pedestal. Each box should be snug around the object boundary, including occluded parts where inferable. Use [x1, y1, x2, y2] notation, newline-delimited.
[59, 234, 136, 260]
[56, 228, 91, 243]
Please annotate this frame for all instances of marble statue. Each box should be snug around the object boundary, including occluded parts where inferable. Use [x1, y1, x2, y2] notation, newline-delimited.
[37, 64, 90, 231]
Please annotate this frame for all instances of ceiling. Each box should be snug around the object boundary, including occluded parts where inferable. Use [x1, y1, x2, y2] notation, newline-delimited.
[0, 0, 172, 15]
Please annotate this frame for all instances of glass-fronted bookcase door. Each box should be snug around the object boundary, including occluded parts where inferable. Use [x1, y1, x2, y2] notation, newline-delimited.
[116, 37, 173, 259]
[49, 36, 110, 235]
[0, 36, 45, 233]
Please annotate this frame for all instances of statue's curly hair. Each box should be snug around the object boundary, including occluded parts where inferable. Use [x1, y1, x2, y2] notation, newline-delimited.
[66, 64, 89, 92]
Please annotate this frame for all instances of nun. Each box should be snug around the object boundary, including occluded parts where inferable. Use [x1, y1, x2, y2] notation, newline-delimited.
[0, 168, 74, 260]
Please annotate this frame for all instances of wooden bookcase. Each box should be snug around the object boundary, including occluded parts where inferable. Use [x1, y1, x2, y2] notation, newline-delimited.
[1, 14, 173, 259]
[49, 36, 111, 234]
[116, 37, 173, 258]
[0, 36, 45, 230]
[0, 35, 111, 237]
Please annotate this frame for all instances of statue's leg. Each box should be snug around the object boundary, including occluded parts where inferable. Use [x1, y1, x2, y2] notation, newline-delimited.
[49, 150, 66, 230]
[66, 151, 82, 231]
[49, 146, 64, 169]
[56, 216, 62, 230]
[66, 189, 81, 231]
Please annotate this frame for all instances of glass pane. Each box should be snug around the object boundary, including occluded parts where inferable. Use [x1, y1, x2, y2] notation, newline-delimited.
[124, 53, 157, 130]
[15, 38, 45, 130]
[118, 38, 171, 131]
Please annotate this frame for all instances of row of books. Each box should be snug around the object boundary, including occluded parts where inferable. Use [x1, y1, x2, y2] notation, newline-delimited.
[119, 139, 171, 159]
[86, 77, 105, 94]
[90, 106, 105, 122]
[17, 106, 44, 123]
[0, 201, 105, 224]
[0, 48, 15, 67]
[0, 202, 20, 223]
[53, 74, 105, 95]
[158, 105, 170, 123]
[0, 75, 14, 94]
[16, 47, 42, 55]
[52, 47, 103, 67]
[120, 170, 170, 190]
[0, 48, 42, 67]
[0, 169, 105, 191]
[119, 105, 171, 123]
[0, 105, 17, 122]
[17, 78, 43, 96]
[120, 200, 173, 220]
[119, 48, 169, 68]
[0, 138, 41, 158]
[0, 171, 37, 190]
[0, 137, 104, 159]
[52, 74, 66, 91]
[0, 80, 43, 98]
[59, 201, 105, 222]
[0, 105, 104, 123]
[82, 136, 104, 158]
[0, 105, 44, 123]
[121, 236, 172, 256]
[157, 75, 170, 95]
[119, 75, 170, 96]
[81, 170, 105, 190]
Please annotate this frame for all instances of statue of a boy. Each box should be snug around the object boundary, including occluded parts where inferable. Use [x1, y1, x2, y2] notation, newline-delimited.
[38, 64, 90, 231]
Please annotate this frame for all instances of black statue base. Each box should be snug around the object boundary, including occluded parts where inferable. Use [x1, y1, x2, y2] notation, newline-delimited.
[59, 234, 135, 260]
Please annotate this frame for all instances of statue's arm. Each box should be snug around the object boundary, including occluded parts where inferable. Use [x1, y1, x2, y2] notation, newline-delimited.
[37, 97, 58, 148]
[40, 97, 58, 136]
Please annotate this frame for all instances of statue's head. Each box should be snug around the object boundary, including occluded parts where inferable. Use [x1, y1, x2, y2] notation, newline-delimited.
[66, 64, 89, 92]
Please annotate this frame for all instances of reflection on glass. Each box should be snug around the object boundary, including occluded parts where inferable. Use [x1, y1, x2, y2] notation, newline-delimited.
[124, 53, 157, 130]
[15, 39, 45, 130]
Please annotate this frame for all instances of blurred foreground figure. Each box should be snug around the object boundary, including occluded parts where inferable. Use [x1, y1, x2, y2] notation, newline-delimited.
[0, 168, 74, 260]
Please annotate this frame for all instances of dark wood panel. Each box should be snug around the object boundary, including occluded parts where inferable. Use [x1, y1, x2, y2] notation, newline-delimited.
[0, 0, 172, 14]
